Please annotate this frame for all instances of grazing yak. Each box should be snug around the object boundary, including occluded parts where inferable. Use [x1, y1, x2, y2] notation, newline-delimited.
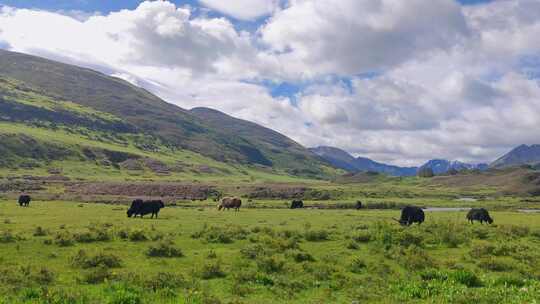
[355, 200, 363, 210]
[18, 195, 31, 207]
[127, 199, 165, 218]
[467, 208, 493, 224]
[218, 197, 242, 211]
[290, 200, 303, 209]
[394, 206, 425, 226]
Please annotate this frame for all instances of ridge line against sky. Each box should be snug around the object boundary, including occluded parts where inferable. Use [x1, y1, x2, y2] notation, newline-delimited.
[0, 0, 539, 167]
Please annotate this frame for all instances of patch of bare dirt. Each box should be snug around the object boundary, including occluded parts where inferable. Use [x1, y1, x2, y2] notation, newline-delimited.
[67, 182, 218, 200]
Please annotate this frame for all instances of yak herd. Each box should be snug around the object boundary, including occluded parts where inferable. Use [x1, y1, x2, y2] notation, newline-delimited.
[16, 194, 494, 225]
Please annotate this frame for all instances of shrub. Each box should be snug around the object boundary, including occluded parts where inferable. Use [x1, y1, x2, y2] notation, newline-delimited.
[261, 235, 300, 252]
[304, 229, 330, 242]
[287, 250, 315, 263]
[192, 225, 249, 244]
[346, 241, 359, 250]
[427, 221, 470, 248]
[146, 241, 184, 258]
[471, 226, 491, 240]
[71, 250, 122, 269]
[493, 274, 526, 287]
[240, 244, 266, 259]
[396, 231, 423, 248]
[349, 258, 367, 274]
[107, 283, 143, 304]
[307, 263, 337, 281]
[33, 267, 55, 285]
[469, 241, 495, 258]
[128, 229, 148, 242]
[399, 246, 435, 271]
[257, 255, 286, 274]
[498, 225, 530, 238]
[478, 257, 515, 272]
[351, 231, 372, 243]
[199, 261, 226, 279]
[33, 226, 48, 237]
[81, 266, 114, 284]
[419, 269, 448, 281]
[54, 232, 75, 247]
[144, 272, 185, 291]
[450, 270, 482, 287]
[207, 250, 217, 259]
[0, 230, 18, 243]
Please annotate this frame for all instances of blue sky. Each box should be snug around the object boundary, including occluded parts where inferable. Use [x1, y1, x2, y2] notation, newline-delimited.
[0, 0, 538, 166]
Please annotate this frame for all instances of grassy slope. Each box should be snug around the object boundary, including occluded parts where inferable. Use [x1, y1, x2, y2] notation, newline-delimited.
[0, 122, 323, 184]
[189, 107, 331, 177]
[0, 49, 333, 177]
[0, 201, 539, 303]
[0, 74, 328, 184]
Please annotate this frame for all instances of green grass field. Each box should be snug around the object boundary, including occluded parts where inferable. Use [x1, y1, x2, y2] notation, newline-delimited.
[1, 200, 540, 303]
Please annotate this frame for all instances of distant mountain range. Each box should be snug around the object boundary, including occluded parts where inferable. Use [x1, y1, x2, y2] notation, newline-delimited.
[309, 146, 417, 176]
[419, 159, 488, 175]
[491, 144, 540, 168]
[310, 146, 490, 176]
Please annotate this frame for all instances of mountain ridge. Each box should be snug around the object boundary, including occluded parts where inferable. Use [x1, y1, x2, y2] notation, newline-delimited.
[0, 49, 330, 178]
[491, 144, 540, 168]
[309, 146, 417, 176]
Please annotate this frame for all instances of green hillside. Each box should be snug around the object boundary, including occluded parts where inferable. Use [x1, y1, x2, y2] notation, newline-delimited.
[0, 49, 332, 179]
[0, 50, 337, 181]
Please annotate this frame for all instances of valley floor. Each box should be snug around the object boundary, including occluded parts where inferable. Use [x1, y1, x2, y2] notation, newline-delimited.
[1, 201, 540, 303]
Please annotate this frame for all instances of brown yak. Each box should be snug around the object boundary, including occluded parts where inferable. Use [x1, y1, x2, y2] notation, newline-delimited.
[218, 197, 242, 211]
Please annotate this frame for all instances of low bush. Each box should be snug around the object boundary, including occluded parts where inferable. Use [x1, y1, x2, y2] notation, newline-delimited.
[257, 255, 286, 274]
[286, 250, 315, 263]
[199, 261, 226, 279]
[144, 272, 186, 291]
[396, 231, 423, 248]
[351, 231, 372, 243]
[349, 257, 367, 274]
[81, 266, 114, 284]
[54, 232, 75, 247]
[346, 241, 360, 250]
[33, 267, 56, 285]
[398, 246, 435, 271]
[71, 250, 122, 269]
[146, 241, 184, 258]
[498, 225, 530, 238]
[106, 283, 143, 304]
[450, 270, 482, 287]
[304, 229, 330, 242]
[192, 225, 249, 244]
[128, 229, 148, 242]
[33, 226, 48, 237]
[469, 241, 496, 258]
[493, 274, 526, 287]
[478, 257, 515, 272]
[0, 230, 18, 243]
[240, 244, 266, 259]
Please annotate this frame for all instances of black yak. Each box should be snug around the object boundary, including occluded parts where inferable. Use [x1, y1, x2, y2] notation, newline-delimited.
[467, 208, 493, 224]
[218, 197, 242, 211]
[290, 200, 303, 209]
[394, 206, 425, 226]
[127, 199, 164, 218]
[355, 200, 363, 210]
[18, 195, 31, 207]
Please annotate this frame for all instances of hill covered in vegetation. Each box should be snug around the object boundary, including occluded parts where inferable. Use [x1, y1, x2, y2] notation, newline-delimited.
[0, 50, 335, 181]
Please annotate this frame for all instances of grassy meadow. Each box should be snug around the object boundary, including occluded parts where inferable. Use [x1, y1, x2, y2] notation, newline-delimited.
[1, 200, 540, 303]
